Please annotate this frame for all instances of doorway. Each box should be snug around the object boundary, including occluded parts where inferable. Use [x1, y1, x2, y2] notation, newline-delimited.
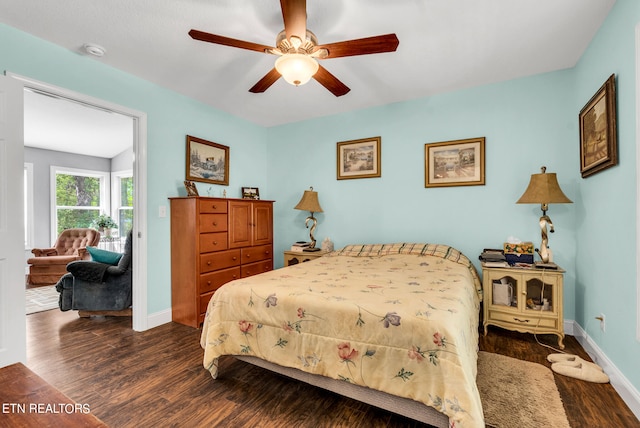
[11, 73, 149, 332]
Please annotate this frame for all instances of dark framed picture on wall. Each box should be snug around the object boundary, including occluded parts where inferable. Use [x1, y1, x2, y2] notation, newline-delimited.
[186, 135, 229, 185]
[336, 136, 381, 180]
[579, 74, 617, 178]
[424, 137, 485, 188]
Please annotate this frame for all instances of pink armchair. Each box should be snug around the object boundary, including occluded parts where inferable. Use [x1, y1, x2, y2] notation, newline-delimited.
[27, 228, 100, 285]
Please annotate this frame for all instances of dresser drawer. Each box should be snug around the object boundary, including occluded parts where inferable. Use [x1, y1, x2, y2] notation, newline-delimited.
[199, 199, 228, 214]
[200, 249, 241, 273]
[200, 232, 228, 253]
[199, 266, 241, 294]
[241, 260, 272, 278]
[241, 244, 272, 264]
[200, 291, 215, 315]
[199, 214, 228, 233]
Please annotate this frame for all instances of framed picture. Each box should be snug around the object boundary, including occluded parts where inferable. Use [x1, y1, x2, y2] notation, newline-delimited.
[336, 136, 381, 180]
[242, 187, 260, 200]
[424, 137, 485, 188]
[186, 135, 229, 185]
[579, 74, 617, 178]
[184, 180, 199, 197]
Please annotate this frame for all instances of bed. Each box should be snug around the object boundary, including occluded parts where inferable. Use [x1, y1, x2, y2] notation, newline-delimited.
[201, 243, 484, 427]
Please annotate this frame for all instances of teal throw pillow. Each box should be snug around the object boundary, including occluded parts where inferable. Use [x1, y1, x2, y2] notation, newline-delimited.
[87, 246, 123, 265]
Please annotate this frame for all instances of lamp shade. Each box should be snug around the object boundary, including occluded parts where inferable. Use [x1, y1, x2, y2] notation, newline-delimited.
[516, 167, 572, 204]
[275, 54, 319, 86]
[294, 187, 323, 213]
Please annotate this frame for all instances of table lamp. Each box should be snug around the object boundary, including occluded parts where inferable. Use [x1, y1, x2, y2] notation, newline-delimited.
[294, 187, 323, 250]
[516, 166, 572, 266]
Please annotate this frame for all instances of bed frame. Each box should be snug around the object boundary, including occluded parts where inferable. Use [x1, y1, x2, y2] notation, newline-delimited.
[235, 355, 449, 427]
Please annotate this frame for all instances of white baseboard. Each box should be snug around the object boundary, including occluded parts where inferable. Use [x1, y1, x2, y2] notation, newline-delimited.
[566, 319, 640, 420]
[146, 308, 172, 330]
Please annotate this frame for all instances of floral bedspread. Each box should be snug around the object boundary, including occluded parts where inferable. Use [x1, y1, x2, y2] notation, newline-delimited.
[201, 243, 484, 427]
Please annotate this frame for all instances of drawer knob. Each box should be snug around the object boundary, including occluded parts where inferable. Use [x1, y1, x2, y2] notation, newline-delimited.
[246, 254, 251, 258]
[207, 261, 211, 265]
[207, 281, 211, 285]
[213, 241, 218, 245]
[232, 257, 237, 260]
[213, 222, 218, 226]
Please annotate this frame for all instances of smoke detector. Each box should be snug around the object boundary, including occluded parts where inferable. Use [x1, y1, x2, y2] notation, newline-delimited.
[83, 43, 106, 57]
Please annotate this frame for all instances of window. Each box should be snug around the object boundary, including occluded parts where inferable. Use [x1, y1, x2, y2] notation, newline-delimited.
[51, 166, 109, 240]
[112, 170, 133, 236]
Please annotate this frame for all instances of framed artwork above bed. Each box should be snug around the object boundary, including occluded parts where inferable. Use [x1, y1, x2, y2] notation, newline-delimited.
[337, 136, 381, 180]
[424, 137, 485, 188]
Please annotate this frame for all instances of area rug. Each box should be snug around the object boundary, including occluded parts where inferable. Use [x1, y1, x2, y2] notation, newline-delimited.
[25, 285, 59, 315]
[478, 351, 571, 428]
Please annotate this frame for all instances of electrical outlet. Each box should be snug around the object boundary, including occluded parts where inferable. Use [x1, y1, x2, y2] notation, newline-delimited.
[597, 313, 606, 333]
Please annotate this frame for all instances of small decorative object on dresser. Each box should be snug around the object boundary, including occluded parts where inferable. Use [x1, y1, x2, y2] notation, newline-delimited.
[169, 196, 274, 327]
[184, 180, 198, 196]
[482, 264, 565, 349]
[241, 187, 260, 200]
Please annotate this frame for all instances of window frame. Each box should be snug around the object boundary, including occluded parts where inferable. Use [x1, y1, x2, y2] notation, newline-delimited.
[50, 165, 110, 243]
[111, 169, 133, 237]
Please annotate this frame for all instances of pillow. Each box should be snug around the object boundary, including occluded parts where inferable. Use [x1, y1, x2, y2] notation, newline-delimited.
[87, 246, 123, 265]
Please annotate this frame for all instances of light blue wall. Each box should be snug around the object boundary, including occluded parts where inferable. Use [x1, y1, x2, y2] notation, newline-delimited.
[268, 70, 578, 318]
[1, 24, 268, 313]
[573, 0, 640, 389]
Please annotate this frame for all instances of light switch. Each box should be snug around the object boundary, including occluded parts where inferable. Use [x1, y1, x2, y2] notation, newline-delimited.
[159, 205, 167, 218]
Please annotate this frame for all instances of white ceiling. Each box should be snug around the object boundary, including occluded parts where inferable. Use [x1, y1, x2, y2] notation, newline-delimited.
[1, 0, 615, 157]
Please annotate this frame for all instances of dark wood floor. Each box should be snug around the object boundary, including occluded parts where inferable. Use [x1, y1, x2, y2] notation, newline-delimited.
[23, 309, 639, 428]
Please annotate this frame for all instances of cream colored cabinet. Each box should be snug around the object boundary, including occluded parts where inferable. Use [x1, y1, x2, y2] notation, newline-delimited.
[482, 265, 565, 349]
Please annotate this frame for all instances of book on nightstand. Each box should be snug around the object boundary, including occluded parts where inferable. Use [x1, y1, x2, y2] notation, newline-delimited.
[290, 242, 310, 252]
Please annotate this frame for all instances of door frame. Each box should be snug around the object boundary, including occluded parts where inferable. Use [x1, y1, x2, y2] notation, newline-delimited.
[9, 73, 149, 331]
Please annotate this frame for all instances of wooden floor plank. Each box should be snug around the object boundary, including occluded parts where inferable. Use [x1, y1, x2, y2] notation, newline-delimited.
[20, 308, 639, 427]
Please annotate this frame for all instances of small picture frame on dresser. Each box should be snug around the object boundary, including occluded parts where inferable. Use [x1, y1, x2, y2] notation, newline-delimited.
[184, 180, 198, 197]
[242, 187, 260, 200]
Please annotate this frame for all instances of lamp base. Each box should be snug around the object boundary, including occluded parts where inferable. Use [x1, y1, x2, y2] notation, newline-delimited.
[303, 247, 321, 252]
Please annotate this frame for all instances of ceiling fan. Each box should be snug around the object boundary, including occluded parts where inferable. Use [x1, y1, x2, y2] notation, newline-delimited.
[189, 0, 399, 97]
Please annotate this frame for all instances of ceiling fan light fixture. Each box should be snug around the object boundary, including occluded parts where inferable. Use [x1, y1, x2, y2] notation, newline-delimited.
[275, 53, 319, 86]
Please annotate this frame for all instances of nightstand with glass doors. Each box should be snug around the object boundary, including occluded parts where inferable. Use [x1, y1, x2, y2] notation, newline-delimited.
[482, 264, 565, 349]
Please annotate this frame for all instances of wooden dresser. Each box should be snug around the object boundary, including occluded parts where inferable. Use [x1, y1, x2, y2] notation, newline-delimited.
[170, 197, 274, 327]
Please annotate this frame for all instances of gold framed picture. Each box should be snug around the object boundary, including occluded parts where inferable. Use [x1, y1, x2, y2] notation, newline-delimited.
[579, 74, 617, 178]
[186, 135, 229, 185]
[424, 137, 485, 188]
[336, 136, 381, 180]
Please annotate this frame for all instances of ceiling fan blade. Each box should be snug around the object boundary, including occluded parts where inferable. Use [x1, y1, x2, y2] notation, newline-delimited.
[280, 0, 307, 43]
[189, 29, 274, 54]
[316, 34, 399, 59]
[313, 65, 350, 97]
[249, 68, 281, 93]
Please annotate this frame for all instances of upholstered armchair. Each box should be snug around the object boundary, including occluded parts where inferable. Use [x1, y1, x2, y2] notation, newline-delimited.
[27, 228, 101, 285]
[56, 231, 132, 316]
